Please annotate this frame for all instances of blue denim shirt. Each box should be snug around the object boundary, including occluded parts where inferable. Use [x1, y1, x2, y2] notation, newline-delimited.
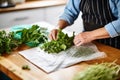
[60, 0, 120, 37]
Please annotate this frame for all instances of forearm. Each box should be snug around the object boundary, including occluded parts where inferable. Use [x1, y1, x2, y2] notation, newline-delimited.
[56, 20, 69, 30]
[91, 27, 110, 40]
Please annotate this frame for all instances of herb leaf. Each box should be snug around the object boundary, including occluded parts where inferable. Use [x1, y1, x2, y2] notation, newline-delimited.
[40, 29, 75, 53]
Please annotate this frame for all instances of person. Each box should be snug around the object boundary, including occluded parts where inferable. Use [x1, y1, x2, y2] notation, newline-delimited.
[49, 0, 120, 49]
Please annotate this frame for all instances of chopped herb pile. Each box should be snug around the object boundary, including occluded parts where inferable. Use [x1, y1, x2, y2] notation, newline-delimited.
[40, 29, 75, 53]
[0, 25, 48, 55]
[22, 65, 30, 70]
[73, 62, 120, 80]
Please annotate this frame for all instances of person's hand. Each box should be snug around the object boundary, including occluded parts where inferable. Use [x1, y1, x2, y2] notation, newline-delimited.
[73, 32, 94, 46]
[49, 29, 59, 40]
[73, 27, 110, 46]
[49, 20, 69, 40]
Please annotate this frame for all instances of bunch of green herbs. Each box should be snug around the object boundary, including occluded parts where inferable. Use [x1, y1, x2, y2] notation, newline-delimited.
[40, 29, 75, 53]
[13, 25, 48, 47]
[73, 62, 120, 80]
[0, 25, 48, 55]
[0, 31, 20, 55]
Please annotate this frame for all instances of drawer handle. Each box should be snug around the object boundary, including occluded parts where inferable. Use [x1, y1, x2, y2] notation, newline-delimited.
[13, 17, 29, 21]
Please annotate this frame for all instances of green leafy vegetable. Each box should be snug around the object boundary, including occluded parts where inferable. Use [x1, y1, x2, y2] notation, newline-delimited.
[14, 25, 48, 47]
[40, 29, 75, 53]
[0, 31, 20, 55]
[73, 62, 120, 80]
[0, 25, 48, 55]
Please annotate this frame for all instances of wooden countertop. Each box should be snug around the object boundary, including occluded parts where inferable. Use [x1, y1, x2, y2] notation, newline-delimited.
[0, 0, 67, 13]
[0, 41, 120, 80]
[0, 22, 120, 80]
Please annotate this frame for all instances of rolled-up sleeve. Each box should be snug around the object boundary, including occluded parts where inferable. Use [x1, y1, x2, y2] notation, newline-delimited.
[59, 0, 80, 25]
[105, 0, 120, 37]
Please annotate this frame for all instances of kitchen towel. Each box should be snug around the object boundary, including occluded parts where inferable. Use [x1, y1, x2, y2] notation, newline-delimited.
[19, 43, 106, 73]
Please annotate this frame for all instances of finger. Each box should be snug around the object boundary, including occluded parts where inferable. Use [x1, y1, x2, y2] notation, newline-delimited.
[49, 33, 54, 40]
[73, 37, 78, 43]
[76, 41, 83, 46]
[74, 34, 82, 43]
[73, 37, 81, 45]
[49, 29, 57, 40]
[76, 40, 81, 45]
[74, 39, 80, 46]
[52, 30, 57, 40]
[74, 38, 78, 43]
[52, 33, 56, 40]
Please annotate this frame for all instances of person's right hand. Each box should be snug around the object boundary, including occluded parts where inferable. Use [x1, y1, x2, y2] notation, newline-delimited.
[49, 29, 59, 40]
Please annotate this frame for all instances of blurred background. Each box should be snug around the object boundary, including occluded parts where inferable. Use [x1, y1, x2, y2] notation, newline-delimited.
[0, 0, 83, 33]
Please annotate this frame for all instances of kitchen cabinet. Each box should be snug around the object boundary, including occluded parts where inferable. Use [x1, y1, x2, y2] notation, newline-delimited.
[0, 8, 45, 28]
[0, 4, 83, 33]
[0, 0, 67, 29]
[0, 5, 65, 29]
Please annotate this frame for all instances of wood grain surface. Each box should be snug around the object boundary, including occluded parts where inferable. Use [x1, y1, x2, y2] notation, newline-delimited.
[0, 42, 120, 80]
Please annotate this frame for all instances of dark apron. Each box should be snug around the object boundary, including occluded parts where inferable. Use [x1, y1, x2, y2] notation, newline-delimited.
[80, 0, 120, 49]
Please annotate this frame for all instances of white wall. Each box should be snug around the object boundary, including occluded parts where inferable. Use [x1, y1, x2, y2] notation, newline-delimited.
[64, 12, 83, 34]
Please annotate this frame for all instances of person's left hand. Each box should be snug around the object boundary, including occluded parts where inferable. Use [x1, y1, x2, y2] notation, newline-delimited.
[74, 27, 111, 46]
[73, 32, 94, 46]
